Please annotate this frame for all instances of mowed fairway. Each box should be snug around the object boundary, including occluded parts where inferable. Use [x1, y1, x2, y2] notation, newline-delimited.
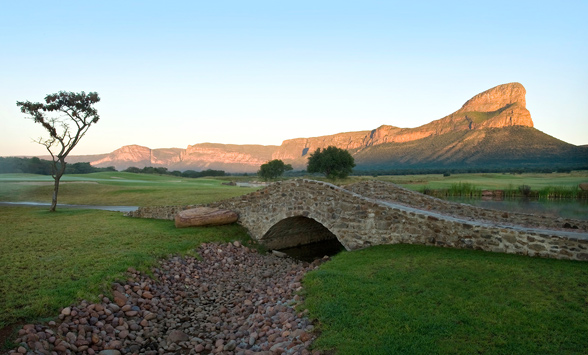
[0, 172, 260, 206]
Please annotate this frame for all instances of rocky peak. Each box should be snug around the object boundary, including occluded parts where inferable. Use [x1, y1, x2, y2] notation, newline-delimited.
[88, 144, 152, 169]
[459, 82, 526, 113]
[110, 145, 152, 161]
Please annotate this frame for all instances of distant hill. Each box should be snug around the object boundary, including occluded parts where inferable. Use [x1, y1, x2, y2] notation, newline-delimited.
[59, 82, 587, 172]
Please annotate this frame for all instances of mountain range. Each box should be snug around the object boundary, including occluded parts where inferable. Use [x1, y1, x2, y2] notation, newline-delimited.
[62, 82, 588, 172]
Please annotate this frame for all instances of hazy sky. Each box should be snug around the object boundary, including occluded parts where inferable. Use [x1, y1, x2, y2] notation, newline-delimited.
[1, 1, 586, 156]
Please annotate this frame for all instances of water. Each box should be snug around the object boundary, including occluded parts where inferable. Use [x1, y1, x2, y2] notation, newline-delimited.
[443, 197, 588, 221]
[277, 238, 346, 262]
[0, 201, 138, 212]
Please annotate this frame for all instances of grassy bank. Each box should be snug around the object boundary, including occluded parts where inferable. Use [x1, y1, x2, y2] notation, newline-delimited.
[0, 206, 251, 330]
[303, 244, 588, 354]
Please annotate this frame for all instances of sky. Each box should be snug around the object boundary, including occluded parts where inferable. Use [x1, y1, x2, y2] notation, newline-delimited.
[1, 1, 586, 157]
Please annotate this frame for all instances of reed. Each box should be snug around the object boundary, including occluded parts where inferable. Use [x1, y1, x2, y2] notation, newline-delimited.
[421, 182, 482, 197]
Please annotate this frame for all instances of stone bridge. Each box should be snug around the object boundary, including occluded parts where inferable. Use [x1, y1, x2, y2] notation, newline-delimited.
[129, 179, 588, 261]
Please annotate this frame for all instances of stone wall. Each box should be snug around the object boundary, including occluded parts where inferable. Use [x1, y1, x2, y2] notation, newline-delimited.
[126, 179, 588, 262]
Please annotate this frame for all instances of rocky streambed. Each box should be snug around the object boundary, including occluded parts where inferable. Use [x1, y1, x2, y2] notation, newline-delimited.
[7, 242, 324, 355]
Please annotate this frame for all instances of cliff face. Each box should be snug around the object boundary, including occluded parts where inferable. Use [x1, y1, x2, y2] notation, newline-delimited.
[66, 82, 550, 172]
[271, 131, 371, 161]
[180, 143, 276, 170]
[90, 145, 153, 168]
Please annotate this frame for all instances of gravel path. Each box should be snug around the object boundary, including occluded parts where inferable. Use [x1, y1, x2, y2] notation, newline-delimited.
[7, 242, 323, 355]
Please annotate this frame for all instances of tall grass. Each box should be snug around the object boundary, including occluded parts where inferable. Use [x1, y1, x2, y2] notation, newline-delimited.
[421, 182, 482, 197]
[502, 185, 587, 199]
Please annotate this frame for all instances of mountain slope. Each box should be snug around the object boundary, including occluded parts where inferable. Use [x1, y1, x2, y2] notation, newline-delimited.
[352, 126, 588, 170]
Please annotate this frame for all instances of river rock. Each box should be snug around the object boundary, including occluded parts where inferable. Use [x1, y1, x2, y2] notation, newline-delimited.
[6, 242, 321, 354]
[167, 329, 189, 344]
[174, 207, 238, 228]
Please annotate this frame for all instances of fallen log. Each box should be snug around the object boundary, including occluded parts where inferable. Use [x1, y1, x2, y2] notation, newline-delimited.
[175, 207, 238, 228]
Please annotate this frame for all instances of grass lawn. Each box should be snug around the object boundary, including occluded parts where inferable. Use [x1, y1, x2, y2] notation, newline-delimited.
[0, 206, 251, 330]
[303, 244, 588, 354]
[0, 172, 260, 206]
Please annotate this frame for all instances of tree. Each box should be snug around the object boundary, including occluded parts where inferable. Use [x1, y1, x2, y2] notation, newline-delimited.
[307, 146, 355, 179]
[17, 91, 101, 212]
[124, 166, 142, 173]
[258, 159, 292, 181]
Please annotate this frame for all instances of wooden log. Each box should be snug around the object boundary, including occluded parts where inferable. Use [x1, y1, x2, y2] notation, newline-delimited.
[175, 207, 238, 228]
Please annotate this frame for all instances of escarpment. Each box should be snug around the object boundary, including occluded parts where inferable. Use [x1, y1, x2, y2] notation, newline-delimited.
[60, 82, 587, 172]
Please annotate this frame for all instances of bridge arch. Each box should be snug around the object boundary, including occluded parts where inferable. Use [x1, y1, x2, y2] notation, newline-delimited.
[260, 215, 344, 250]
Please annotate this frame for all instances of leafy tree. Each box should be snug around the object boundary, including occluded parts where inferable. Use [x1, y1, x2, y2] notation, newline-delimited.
[124, 166, 141, 173]
[154, 167, 168, 175]
[180, 169, 226, 178]
[65, 162, 95, 174]
[17, 91, 101, 211]
[200, 169, 226, 177]
[258, 159, 292, 181]
[307, 146, 355, 179]
[181, 170, 200, 178]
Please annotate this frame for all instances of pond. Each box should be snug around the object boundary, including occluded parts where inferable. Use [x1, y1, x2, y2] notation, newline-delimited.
[442, 197, 588, 221]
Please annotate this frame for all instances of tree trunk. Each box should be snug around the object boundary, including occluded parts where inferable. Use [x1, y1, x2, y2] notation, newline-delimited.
[50, 159, 66, 212]
[50, 174, 60, 212]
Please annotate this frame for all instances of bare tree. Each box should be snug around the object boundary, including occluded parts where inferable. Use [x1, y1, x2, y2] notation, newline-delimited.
[17, 91, 101, 212]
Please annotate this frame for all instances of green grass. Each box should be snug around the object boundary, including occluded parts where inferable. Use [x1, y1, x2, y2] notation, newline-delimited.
[303, 244, 588, 354]
[0, 172, 260, 206]
[375, 171, 588, 192]
[0, 206, 252, 329]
